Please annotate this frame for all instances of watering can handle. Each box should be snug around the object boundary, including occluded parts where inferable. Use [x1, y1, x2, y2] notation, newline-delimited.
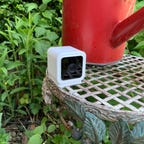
[110, 7, 144, 48]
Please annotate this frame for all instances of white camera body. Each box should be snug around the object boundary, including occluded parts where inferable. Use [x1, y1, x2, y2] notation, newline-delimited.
[47, 46, 86, 88]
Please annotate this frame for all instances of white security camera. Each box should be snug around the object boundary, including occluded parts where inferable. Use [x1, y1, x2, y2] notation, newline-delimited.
[47, 46, 86, 88]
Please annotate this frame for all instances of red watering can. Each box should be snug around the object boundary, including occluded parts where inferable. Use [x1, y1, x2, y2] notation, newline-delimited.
[62, 0, 144, 65]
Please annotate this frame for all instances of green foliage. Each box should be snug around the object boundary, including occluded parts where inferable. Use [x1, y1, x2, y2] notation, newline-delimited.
[50, 124, 80, 144]
[127, 0, 144, 57]
[0, 0, 26, 30]
[28, 134, 43, 144]
[0, 0, 143, 143]
[25, 121, 46, 144]
[0, 0, 62, 121]
[0, 113, 10, 144]
[25, 117, 80, 144]
[135, 0, 144, 10]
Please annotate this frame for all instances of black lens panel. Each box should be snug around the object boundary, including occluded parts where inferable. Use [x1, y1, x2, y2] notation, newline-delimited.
[61, 56, 83, 80]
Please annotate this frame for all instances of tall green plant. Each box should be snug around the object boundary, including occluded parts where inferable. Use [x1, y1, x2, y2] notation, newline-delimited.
[127, 0, 144, 57]
[0, 0, 62, 121]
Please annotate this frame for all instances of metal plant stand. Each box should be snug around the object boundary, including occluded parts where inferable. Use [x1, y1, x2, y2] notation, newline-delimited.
[42, 55, 144, 144]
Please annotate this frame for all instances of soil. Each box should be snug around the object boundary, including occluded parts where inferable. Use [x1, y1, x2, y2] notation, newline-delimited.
[6, 123, 27, 144]
[5, 118, 41, 144]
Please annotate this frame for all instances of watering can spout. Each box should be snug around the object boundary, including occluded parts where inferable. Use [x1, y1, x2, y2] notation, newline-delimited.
[110, 7, 144, 48]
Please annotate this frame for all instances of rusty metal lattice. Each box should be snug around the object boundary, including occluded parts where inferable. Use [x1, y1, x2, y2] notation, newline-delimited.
[62, 55, 144, 122]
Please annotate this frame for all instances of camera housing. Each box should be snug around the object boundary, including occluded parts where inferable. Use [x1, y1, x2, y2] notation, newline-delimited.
[47, 46, 86, 88]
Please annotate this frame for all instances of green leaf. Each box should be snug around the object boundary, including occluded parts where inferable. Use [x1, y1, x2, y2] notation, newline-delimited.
[19, 94, 29, 105]
[19, 49, 27, 55]
[42, 0, 52, 4]
[134, 31, 144, 43]
[135, 1, 144, 11]
[48, 124, 56, 133]
[10, 87, 27, 95]
[135, 41, 144, 50]
[16, 109, 27, 115]
[39, 3, 47, 11]
[7, 74, 19, 86]
[7, 61, 23, 70]
[0, 67, 7, 75]
[0, 113, 2, 128]
[33, 13, 41, 25]
[0, 48, 7, 67]
[30, 103, 41, 115]
[46, 30, 58, 41]
[42, 10, 54, 20]
[109, 119, 132, 144]
[52, 134, 63, 143]
[25, 3, 38, 13]
[83, 112, 106, 143]
[28, 134, 42, 144]
[0, 31, 8, 40]
[41, 117, 48, 125]
[33, 124, 46, 135]
[1, 92, 8, 102]
[131, 121, 144, 144]
[35, 27, 46, 37]
[15, 16, 28, 29]
[130, 51, 142, 57]
[34, 40, 50, 58]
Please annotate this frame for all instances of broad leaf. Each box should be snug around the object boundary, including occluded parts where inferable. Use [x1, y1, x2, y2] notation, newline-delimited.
[46, 30, 58, 41]
[109, 119, 132, 144]
[25, 3, 38, 13]
[34, 40, 50, 58]
[30, 103, 41, 115]
[48, 124, 56, 133]
[33, 124, 46, 135]
[25, 124, 46, 140]
[42, 0, 52, 4]
[35, 27, 46, 37]
[83, 112, 106, 143]
[42, 10, 55, 20]
[28, 134, 42, 144]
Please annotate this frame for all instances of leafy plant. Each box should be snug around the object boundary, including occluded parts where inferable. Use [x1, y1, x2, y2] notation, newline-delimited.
[127, 0, 144, 57]
[25, 116, 80, 144]
[0, 0, 26, 31]
[0, 113, 10, 144]
[0, 0, 62, 122]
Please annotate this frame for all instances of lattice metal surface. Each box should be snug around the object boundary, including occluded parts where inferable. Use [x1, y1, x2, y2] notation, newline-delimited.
[62, 55, 144, 116]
